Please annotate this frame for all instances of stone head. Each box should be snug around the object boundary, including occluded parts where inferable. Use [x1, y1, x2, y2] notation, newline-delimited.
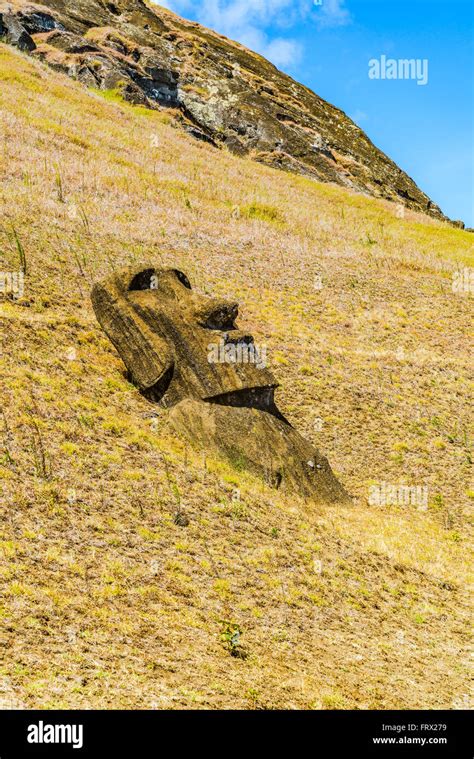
[91, 265, 277, 409]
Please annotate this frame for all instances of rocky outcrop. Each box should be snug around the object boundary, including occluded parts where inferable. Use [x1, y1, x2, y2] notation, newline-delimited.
[0, 7, 36, 49]
[91, 265, 350, 503]
[0, 0, 458, 223]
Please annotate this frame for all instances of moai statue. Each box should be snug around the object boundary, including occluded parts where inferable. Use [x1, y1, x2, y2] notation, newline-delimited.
[91, 266, 349, 503]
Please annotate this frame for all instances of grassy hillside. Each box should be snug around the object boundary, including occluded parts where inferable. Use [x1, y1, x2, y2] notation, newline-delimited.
[0, 44, 472, 710]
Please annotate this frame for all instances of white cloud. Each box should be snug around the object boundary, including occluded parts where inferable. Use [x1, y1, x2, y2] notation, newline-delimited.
[154, 1, 313, 69]
[263, 38, 302, 67]
[152, 1, 351, 69]
[196, 0, 307, 32]
[350, 109, 368, 125]
[314, 0, 351, 29]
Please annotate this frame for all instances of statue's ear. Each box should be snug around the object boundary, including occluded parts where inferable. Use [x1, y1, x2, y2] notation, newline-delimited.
[91, 277, 173, 391]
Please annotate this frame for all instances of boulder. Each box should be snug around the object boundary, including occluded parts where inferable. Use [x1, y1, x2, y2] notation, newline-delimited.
[0, 12, 36, 51]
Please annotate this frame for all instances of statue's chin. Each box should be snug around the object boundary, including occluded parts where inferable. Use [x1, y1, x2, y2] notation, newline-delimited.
[166, 398, 351, 505]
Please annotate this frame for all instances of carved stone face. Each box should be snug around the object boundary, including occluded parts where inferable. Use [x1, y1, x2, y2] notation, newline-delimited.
[92, 265, 349, 503]
[91, 266, 278, 409]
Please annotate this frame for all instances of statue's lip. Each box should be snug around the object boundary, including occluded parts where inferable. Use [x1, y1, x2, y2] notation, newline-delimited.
[204, 386, 287, 422]
[205, 385, 277, 399]
[207, 330, 254, 345]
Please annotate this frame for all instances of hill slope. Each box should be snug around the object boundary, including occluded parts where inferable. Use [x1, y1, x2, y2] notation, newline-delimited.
[0, 45, 472, 710]
[0, 0, 460, 225]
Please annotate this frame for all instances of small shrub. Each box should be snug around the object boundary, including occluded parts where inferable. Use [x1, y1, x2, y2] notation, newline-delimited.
[241, 202, 282, 223]
[220, 620, 247, 659]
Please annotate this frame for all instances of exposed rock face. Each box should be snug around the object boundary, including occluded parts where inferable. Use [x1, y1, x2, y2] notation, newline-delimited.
[0, 0, 456, 223]
[91, 266, 350, 503]
[0, 8, 36, 49]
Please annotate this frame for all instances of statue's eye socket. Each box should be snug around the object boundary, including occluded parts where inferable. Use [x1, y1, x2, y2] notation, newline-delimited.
[128, 269, 191, 291]
[129, 269, 157, 291]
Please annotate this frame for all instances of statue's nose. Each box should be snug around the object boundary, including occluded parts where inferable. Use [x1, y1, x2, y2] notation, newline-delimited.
[223, 330, 254, 346]
[198, 300, 239, 330]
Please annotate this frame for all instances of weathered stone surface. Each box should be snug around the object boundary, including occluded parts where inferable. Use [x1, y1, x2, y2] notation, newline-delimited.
[0, 11, 36, 50]
[168, 399, 348, 503]
[91, 265, 350, 503]
[0, 0, 457, 223]
[91, 266, 277, 405]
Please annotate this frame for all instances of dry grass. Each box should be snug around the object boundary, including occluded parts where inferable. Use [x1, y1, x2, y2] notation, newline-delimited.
[0, 44, 472, 710]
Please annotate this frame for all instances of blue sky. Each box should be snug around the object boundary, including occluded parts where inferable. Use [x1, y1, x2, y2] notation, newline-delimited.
[154, 0, 473, 226]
